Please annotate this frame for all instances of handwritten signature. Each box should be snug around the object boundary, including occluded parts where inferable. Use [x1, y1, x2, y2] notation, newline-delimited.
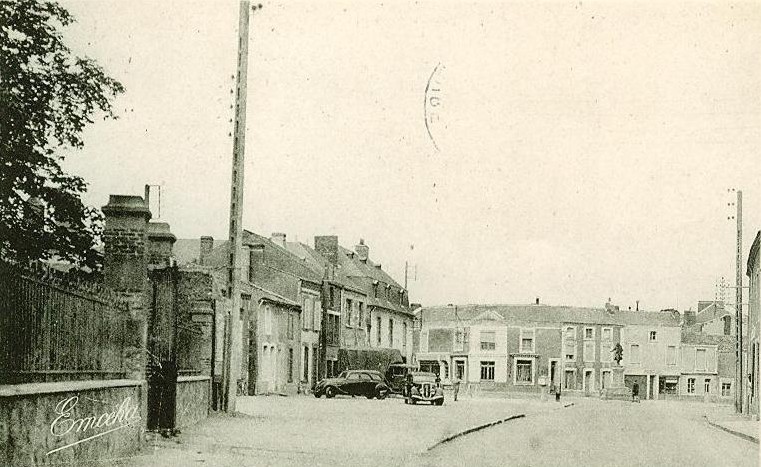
[47, 396, 141, 455]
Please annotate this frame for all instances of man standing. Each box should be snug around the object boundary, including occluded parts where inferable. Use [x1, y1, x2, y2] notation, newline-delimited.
[453, 376, 461, 401]
[555, 383, 561, 402]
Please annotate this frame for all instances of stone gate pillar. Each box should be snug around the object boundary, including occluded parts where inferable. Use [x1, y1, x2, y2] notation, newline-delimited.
[102, 195, 151, 380]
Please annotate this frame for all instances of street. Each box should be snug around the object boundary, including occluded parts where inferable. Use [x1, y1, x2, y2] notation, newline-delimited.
[422, 399, 759, 467]
[109, 395, 758, 467]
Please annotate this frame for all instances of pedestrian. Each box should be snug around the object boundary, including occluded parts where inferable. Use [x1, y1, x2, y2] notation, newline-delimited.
[404, 372, 414, 402]
[632, 382, 639, 402]
[453, 376, 461, 401]
[555, 383, 561, 402]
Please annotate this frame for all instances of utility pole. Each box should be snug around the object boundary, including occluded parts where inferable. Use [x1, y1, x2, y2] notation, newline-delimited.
[735, 190, 744, 413]
[223, 0, 259, 413]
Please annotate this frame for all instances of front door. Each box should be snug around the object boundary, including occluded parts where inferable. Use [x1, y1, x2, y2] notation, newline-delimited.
[564, 369, 575, 390]
[584, 369, 594, 395]
[549, 360, 558, 386]
[455, 360, 465, 381]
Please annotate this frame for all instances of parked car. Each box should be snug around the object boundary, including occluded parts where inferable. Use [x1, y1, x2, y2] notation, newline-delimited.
[384, 363, 418, 394]
[404, 372, 444, 406]
[313, 370, 390, 399]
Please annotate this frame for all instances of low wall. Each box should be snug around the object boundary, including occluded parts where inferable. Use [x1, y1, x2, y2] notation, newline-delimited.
[0, 379, 146, 467]
[175, 376, 210, 429]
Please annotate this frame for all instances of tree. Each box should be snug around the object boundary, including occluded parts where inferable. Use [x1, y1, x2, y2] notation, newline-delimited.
[0, 0, 124, 271]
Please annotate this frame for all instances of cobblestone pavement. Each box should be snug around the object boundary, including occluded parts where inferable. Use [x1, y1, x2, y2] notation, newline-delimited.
[419, 399, 760, 467]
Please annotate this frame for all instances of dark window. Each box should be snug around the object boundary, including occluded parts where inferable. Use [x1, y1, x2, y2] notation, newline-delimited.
[288, 348, 294, 383]
[480, 361, 495, 381]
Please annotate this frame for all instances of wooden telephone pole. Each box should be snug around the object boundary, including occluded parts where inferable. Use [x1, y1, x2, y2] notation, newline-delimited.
[223, 0, 260, 413]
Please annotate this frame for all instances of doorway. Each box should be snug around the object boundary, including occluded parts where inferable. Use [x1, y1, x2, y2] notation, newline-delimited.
[455, 360, 466, 381]
[584, 369, 594, 395]
[564, 369, 576, 390]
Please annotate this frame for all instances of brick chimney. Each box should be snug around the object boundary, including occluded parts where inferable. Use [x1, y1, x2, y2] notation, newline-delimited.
[147, 222, 176, 267]
[200, 236, 214, 265]
[315, 235, 339, 266]
[271, 232, 286, 249]
[355, 238, 369, 262]
[683, 309, 696, 326]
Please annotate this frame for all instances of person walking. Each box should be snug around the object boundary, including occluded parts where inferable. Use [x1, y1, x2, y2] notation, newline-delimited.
[555, 383, 561, 402]
[632, 382, 640, 402]
[453, 376, 461, 401]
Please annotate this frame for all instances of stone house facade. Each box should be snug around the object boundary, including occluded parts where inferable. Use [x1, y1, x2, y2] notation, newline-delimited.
[617, 310, 682, 400]
[746, 230, 760, 419]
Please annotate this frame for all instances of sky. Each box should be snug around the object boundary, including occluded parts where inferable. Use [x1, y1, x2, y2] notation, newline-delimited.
[59, 0, 760, 311]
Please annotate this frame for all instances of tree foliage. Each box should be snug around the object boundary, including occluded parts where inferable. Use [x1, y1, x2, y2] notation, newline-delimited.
[0, 0, 124, 270]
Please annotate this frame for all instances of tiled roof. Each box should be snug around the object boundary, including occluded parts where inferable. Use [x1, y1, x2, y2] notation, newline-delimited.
[285, 241, 366, 293]
[339, 246, 403, 289]
[421, 304, 681, 327]
[613, 309, 682, 326]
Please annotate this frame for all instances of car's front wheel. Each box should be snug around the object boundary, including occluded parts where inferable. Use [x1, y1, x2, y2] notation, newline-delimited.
[435, 399, 443, 406]
[314, 392, 321, 398]
[376, 388, 387, 400]
[325, 386, 336, 398]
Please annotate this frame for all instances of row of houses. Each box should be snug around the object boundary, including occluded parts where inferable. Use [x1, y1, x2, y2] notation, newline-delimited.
[173, 232, 415, 395]
[413, 300, 737, 402]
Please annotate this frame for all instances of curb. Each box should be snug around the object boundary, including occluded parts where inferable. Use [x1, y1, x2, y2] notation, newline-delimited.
[426, 401, 576, 451]
[704, 417, 759, 444]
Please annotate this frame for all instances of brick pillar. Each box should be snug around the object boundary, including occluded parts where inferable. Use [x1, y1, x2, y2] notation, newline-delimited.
[102, 195, 152, 380]
[147, 222, 176, 267]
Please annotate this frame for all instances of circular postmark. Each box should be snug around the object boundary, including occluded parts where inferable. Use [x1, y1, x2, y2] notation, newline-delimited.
[424, 62, 445, 151]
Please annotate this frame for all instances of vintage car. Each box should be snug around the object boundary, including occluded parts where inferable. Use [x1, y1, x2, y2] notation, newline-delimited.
[404, 372, 444, 406]
[384, 363, 418, 394]
[313, 370, 390, 399]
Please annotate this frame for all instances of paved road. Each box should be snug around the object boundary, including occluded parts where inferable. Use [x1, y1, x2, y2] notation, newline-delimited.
[110, 396, 758, 467]
[418, 399, 759, 467]
[114, 394, 551, 467]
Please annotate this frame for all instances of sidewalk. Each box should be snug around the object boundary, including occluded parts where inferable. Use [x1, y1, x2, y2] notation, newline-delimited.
[705, 406, 760, 444]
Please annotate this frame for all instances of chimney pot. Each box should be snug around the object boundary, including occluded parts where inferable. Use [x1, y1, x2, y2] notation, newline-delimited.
[271, 232, 286, 249]
[355, 239, 369, 262]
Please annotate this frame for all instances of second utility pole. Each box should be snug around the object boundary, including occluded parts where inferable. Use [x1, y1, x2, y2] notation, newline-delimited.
[223, 0, 257, 413]
[735, 190, 744, 413]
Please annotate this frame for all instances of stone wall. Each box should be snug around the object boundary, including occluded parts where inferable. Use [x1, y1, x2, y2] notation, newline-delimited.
[0, 380, 146, 466]
[175, 376, 210, 429]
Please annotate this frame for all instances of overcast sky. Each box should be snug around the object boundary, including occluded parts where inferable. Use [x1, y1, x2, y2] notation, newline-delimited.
[60, 0, 760, 311]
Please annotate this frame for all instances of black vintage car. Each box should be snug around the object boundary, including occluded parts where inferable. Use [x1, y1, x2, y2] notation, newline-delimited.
[313, 370, 390, 399]
[404, 372, 444, 406]
[384, 363, 418, 394]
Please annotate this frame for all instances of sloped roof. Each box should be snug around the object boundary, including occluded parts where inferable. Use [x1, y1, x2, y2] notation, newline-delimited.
[421, 304, 681, 327]
[285, 241, 366, 293]
[614, 309, 682, 326]
[242, 231, 323, 284]
[421, 304, 620, 326]
[339, 246, 403, 289]
[173, 239, 203, 265]
[748, 230, 761, 276]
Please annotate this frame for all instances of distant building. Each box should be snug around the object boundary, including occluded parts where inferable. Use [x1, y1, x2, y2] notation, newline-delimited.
[415, 304, 624, 395]
[617, 309, 683, 400]
[680, 329, 734, 403]
[695, 301, 732, 336]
